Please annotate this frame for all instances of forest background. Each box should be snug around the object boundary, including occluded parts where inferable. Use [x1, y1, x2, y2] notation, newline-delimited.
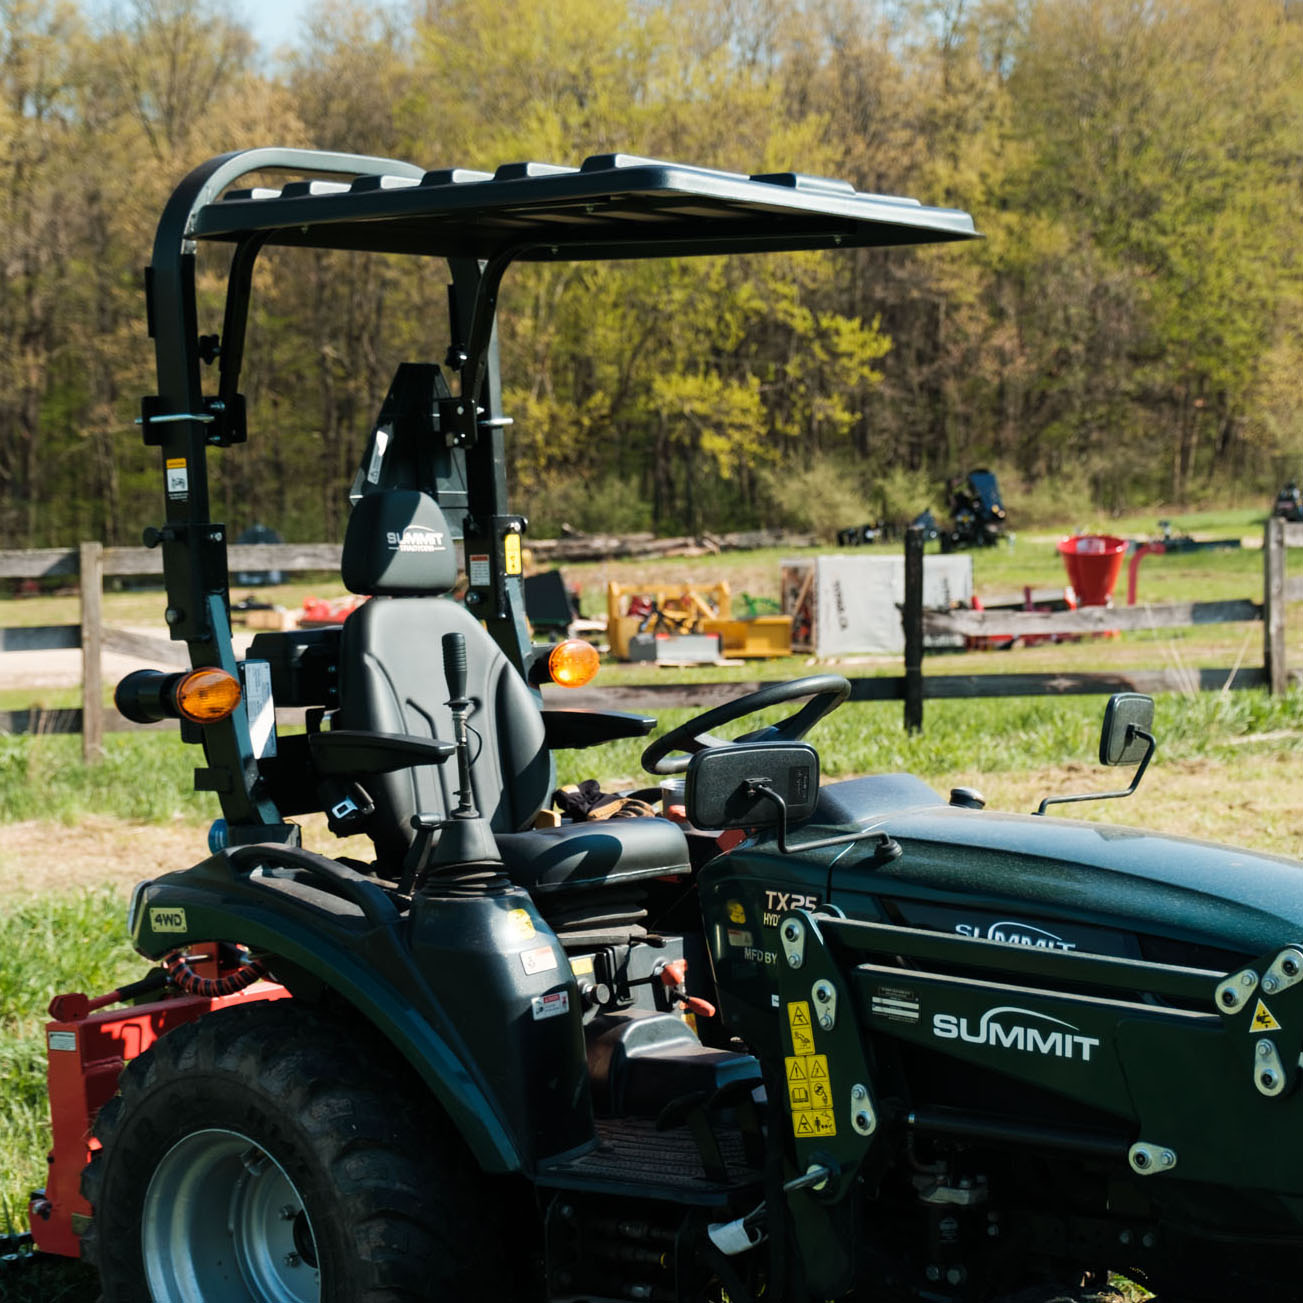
[3, 0, 1303, 549]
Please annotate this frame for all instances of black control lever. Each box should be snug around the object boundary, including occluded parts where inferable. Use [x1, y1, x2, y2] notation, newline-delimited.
[444, 628, 468, 711]
[443, 632, 476, 818]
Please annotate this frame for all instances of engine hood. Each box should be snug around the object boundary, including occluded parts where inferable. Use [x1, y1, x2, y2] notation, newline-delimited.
[828, 796, 1303, 961]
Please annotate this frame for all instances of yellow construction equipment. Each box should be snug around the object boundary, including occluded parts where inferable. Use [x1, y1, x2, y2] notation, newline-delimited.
[606, 581, 792, 661]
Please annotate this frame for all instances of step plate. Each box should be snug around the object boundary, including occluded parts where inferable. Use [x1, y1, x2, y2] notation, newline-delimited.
[537, 1117, 762, 1205]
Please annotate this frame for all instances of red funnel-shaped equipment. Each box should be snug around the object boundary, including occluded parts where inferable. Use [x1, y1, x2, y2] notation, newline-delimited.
[1057, 534, 1127, 606]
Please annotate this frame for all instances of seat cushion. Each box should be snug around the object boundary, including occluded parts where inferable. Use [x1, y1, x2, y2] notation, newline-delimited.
[337, 596, 552, 862]
[496, 818, 691, 895]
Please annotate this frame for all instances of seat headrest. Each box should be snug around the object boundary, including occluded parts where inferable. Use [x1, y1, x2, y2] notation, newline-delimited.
[341, 491, 458, 596]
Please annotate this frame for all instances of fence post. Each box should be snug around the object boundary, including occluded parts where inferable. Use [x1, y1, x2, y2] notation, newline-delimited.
[1265, 517, 1287, 696]
[80, 541, 104, 761]
[903, 526, 924, 733]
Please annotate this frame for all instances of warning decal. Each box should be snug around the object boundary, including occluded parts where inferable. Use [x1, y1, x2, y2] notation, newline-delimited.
[531, 990, 570, 1021]
[785, 1053, 836, 1138]
[505, 908, 536, 939]
[1252, 999, 1282, 1033]
[503, 533, 522, 575]
[165, 457, 188, 499]
[787, 1000, 817, 1056]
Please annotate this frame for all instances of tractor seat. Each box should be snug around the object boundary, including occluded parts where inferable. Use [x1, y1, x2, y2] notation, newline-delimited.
[334, 488, 689, 898]
[497, 820, 691, 896]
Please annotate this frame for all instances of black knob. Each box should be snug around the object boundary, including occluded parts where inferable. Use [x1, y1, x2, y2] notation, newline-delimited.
[443, 632, 468, 703]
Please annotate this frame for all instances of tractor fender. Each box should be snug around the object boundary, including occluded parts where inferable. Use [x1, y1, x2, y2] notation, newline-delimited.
[128, 856, 570, 1175]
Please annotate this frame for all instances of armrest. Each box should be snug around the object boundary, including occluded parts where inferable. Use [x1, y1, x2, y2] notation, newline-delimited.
[541, 709, 656, 750]
[308, 729, 455, 775]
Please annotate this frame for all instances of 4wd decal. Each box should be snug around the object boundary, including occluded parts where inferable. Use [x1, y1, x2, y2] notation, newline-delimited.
[148, 906, 188, 933]
[933, 1005, 1100, 1062]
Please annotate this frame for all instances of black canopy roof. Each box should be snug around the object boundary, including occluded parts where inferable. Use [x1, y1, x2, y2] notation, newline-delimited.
[186, 150, 979, 260]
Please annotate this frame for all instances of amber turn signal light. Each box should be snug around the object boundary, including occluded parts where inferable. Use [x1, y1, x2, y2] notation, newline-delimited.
[115, 666, 242, 725]
[545, 640, 600, 688]
[174, 668, 242, 723]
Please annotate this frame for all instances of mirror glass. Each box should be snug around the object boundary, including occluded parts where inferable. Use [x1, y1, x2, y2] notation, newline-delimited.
[1099, 693, 1154, 766]
[686, 742, 820, 829]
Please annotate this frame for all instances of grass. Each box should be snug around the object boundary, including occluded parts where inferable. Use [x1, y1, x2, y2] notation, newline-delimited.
[0, 733, 207, 825]
[2, 688, 1303, 832]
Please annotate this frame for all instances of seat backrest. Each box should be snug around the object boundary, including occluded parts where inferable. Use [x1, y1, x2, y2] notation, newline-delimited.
[335, 491, 552, 864]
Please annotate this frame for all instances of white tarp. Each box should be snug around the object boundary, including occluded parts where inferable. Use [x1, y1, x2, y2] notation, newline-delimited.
[784, 554, 973, 656]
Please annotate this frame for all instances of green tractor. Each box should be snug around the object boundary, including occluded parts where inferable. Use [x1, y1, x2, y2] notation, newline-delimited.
[24, 148, 1303, 1302]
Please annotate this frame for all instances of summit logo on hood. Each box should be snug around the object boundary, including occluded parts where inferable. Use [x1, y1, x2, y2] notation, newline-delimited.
[932, 1005, 1099, 1062]
[386, 526, 446, 553]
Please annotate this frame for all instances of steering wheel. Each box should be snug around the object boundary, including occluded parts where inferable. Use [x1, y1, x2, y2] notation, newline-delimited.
[640, 674, 852, 776]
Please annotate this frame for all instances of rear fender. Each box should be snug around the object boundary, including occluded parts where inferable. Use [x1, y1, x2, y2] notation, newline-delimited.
[130, 854, 524, 1173]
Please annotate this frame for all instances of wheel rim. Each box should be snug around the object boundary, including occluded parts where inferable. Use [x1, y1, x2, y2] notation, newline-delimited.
[142, 1127, 321, 1303]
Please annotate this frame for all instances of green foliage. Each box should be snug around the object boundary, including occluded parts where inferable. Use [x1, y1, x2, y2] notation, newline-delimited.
[758, 455, 870, 538]
[0, 733, 210, 825]
[2, 0, 1303, 548]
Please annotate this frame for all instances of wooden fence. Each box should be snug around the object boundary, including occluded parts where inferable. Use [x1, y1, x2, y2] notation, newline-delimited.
[0, 541, 341, 760]
[1, 522, 1299, 757]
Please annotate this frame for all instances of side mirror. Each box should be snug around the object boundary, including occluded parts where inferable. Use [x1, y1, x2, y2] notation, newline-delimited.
[1035, 693, 1156, 816]
[685, 742, 819, 831]
[1099, 693, 1155, 766]
[686, 742, 902, 861]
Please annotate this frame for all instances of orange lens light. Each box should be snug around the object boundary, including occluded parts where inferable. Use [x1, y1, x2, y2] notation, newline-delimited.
[173, 668, 242, 723]
[547, 640, 600, 688]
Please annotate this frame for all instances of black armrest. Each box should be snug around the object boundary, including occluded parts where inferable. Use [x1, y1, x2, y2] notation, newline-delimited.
[541, 709, 656, 750]
[308, 729, 455, 775]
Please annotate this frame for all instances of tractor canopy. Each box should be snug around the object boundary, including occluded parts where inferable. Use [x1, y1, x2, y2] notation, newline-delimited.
[143, 147, 978, 836]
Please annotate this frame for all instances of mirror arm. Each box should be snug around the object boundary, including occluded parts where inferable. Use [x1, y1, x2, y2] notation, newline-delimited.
[1036, 727, 1155, 817]
[743, 779, 902, 859]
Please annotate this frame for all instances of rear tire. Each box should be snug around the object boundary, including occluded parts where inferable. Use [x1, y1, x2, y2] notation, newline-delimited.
[81, 1001, 510, 1302]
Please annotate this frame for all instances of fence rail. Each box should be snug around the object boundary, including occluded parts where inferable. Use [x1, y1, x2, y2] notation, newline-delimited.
[1, 521, 1299, 754]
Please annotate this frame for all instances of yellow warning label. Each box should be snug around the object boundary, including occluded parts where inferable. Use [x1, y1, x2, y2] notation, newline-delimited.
[727, 900, 747, 924]
[793, 1110, 837, 1137]
[165, 457, 185, 468]
[503, 533, 522, 575]
[569, 955, 594, 976]
[785, 1054, 835, 1137]
[1252, 999, 1281, 1033]
[505, 908, 535, 939]
[787, 1001, 816, 1054]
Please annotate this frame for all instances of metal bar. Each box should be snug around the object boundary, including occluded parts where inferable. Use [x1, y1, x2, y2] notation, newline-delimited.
[0, 625, 81, 651]
[1265, 516, 1287, 695]
[902, 526, 923, 733]
[908, 1108, 1130, 1162]
[827, 917, 1222, 1004]
[80, 542, 104, 763]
